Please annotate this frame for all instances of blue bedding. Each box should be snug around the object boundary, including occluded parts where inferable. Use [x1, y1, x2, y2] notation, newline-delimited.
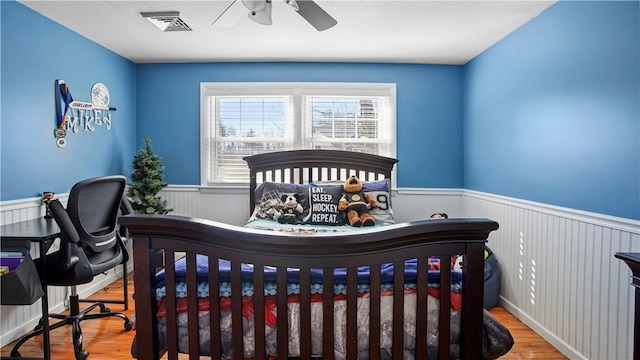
[153, 219, 463, 299]
[155, 254, 462, 289]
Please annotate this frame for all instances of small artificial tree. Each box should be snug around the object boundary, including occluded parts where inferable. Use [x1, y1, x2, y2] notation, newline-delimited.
[128, 137, 172, 214]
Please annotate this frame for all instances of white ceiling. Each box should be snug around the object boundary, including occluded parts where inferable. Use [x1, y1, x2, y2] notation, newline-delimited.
[18, 0, 556, 65]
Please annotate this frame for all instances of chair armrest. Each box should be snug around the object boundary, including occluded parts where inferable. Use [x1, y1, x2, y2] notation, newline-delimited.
[118, 195, 135, 240]
[49, 199, 80, 271]
[117, 233, 129, 264]
[120, 195, 134, 215]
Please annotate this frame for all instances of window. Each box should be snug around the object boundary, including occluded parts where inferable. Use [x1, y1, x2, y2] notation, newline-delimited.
[200, 82, 396, 185]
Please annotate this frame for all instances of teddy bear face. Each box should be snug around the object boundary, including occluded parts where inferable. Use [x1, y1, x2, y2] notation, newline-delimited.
[343, 175, 364, 193]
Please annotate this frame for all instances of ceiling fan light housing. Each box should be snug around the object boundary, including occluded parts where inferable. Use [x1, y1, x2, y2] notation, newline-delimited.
[243, 0, 273, 25]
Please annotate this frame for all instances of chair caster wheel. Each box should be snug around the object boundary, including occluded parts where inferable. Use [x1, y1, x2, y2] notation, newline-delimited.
[125, 320, 134, 331]
[75, 349, 89, 360]
[101, 307, 111, 313]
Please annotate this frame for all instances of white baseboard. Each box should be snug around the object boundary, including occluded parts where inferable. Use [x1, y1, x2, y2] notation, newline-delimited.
[499, 297, 585, 360]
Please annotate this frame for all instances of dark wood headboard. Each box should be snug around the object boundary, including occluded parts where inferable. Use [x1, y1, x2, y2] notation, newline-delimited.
[243, 149, 398, 213]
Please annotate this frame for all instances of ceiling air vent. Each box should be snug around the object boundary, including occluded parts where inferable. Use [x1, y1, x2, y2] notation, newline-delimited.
[141, 11, 192, 32]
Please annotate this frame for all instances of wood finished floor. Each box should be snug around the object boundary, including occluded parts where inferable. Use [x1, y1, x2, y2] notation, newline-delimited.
[1, 273, 567, 359]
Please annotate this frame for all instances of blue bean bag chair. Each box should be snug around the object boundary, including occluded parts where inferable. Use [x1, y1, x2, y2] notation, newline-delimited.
[483, 246, 500, 309]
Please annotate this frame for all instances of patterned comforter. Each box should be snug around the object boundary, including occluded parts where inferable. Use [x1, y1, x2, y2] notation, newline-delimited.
[153, 292, 513, 359]
[133, 252, 514, 359]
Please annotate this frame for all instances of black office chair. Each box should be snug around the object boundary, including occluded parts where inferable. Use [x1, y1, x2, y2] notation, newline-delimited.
[10, 175, 134, 360]
[78, 193, 133, 310]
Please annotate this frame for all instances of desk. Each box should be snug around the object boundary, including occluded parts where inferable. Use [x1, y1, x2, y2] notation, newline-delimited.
[1, 217, 60, 360]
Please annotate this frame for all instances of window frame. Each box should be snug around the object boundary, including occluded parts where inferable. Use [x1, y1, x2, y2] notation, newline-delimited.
[200, 82, 397, 187]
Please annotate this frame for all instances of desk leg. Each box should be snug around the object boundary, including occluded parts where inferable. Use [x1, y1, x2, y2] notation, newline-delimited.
[39, 242, 50, 360]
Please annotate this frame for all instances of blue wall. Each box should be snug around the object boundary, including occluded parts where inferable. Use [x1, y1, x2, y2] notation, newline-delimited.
[136, 63, 464, 188]
[464, 1, 639, 220]
[0, 1, 137, 200]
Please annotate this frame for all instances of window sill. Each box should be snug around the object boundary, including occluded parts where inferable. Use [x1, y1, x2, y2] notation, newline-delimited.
[162, 184, 249, 195]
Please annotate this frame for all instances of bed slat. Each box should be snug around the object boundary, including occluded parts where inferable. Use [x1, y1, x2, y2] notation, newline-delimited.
[346, 267, 358, 358]
[392, 260, 404, 359]
[299, 268, 312, 359]
[438, 256, 452, 360]
[231, 262, 243, 359]
[208, 257, 222, 360]
[253, 265, 266, 360]
[369, 264, 381, 360]
[322, 268, 334, 360]
[461, 243, 486, 358]
[130, 241, 161, 360]
[185, 253, 199, 359]
[276, 267, 288, 358]
[415, 257, 429, 359]
[164, 251, 178, 360]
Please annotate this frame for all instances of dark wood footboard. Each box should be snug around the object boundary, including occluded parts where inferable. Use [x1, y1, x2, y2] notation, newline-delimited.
[615, 252, 640, 360]
[121, 215, 499, 360]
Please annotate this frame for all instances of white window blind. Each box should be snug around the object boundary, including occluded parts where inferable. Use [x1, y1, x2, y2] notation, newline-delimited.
[303, 95, 391, 155]
[207, 95, 293, 183]
[201, 82, 396, 186]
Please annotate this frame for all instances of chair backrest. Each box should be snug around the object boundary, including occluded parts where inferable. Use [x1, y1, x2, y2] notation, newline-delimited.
[65, 175, 127, 254]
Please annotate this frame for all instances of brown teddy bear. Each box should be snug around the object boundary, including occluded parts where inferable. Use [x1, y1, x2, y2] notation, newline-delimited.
[338, 175, 378, 227]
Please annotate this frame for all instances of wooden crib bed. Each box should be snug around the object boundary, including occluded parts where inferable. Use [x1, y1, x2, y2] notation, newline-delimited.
[121, 150, 512, 359]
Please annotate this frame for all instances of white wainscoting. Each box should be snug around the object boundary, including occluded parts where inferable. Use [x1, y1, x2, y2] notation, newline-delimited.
[158, 185, 251, 226]
[3, 187, 638, 359]
[0, 195, 132, 348]
[462, 190, 640, 360]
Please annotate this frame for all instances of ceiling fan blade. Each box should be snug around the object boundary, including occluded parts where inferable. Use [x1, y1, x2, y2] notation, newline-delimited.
[295, 0, 337, 31]
[212, 0, 237, 26]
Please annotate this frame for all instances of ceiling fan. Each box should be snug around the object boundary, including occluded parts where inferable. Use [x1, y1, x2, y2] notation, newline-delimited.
[213, 0, 337, 31]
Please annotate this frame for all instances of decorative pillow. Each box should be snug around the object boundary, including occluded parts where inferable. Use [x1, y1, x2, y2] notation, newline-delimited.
[311, 179, 394, 223]
[362, 179, 394, 223]
[249, 179, 393, 225]
[249, 182, 309, 222]
[361, 179, 389, 192]
[301, 185, 344, 226]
